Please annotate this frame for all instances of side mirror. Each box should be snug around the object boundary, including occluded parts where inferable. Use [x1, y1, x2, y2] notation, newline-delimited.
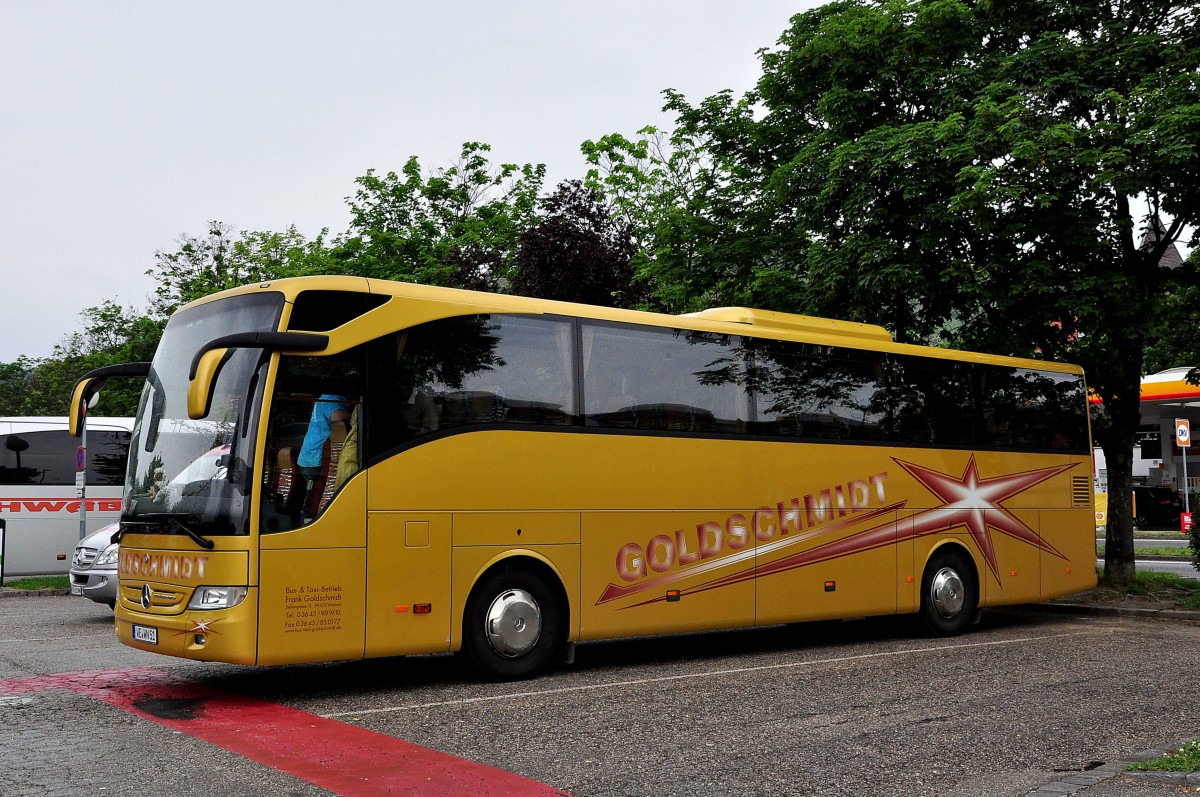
[188, 348, 233, 420]
[186, 331, 329, 421]
[69, 362, 152, 436]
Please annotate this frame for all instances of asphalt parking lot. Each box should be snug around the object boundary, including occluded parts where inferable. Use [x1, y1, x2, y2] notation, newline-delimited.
[2, 594, 1199, 797]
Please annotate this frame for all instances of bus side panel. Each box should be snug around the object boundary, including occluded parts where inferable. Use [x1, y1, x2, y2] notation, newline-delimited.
[258, 547, 366, 665]
[897, 515, 917, 614]
[365, 512, 452, 657]
[579, 511, 756, 642]
[985, 509, 1043, 606]
[754, 513, 899, 625]
[0, 486, 123, 576]
[1040, 508, 1098, 600]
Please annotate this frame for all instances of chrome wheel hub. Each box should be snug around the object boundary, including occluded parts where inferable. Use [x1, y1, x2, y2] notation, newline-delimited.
[929, 567, 965, 619]
[484, 588, 542, 658]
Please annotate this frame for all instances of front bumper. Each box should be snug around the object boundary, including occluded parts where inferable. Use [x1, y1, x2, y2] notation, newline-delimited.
[69, 567, 118, 605]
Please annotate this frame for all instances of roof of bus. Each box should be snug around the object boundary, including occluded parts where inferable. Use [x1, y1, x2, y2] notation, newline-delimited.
[181, 275, 1084, 376]
[0, 417, 134, 434]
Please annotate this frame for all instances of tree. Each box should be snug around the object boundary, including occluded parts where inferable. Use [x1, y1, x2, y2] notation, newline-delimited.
[336, 141, 545, 289]
[510, 180, 639, 307]
[662, 0, 1200, 584]
[582, 115, 797, 313]
[150, 221, 332, 317]
[1143, 247, 1200, 375]
[0, 302, 162, 416]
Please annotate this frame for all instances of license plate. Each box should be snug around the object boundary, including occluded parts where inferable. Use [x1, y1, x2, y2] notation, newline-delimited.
[70, 585, 83, 596]
[132, 624, 158, 645]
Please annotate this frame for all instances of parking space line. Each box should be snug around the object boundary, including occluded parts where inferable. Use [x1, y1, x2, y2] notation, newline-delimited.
[324, 629, 1102, 719]
[1, 667, 570, 797]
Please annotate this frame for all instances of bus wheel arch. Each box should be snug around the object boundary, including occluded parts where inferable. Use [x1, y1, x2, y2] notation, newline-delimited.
[461, 556, 568, 681]
[918, 543, 980, 636]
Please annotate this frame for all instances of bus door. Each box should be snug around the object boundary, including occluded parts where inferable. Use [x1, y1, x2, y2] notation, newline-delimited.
[256, 361, 368, 665]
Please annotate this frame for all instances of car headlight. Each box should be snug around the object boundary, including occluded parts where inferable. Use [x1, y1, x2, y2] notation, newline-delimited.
[187, 586, 249, 610]
[94, 543, 120, 567]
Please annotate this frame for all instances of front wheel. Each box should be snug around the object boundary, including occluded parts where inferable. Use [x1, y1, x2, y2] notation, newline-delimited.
[462, 567, 563, 681]
[919, 549, 978, 636]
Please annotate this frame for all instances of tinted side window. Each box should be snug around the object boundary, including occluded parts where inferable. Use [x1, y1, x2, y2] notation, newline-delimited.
[979, 366, 1088, 451]
[88, 431, 132, 486]
[0, 430, 128, 486]
[751, 342, 888, 441]
[366, 314, 576, 460]
[582, 323, 746, 434]
[888, 355, 974, 446]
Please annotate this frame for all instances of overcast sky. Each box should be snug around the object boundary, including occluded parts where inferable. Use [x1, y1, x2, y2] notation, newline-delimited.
[0, 1, 818, 363]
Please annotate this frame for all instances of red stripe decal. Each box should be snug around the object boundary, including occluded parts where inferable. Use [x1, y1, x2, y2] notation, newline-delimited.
[4, 668, 569, 796]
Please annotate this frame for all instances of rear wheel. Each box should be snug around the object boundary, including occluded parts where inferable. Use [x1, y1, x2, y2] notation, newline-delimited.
[919, 549, 977, 636]
[462, 567, 563, 681]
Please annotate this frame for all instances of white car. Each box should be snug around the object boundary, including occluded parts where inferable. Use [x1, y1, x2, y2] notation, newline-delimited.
[69, 523, 120, 608]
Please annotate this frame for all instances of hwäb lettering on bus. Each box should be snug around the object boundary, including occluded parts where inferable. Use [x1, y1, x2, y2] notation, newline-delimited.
[67, 276, 1096, 679]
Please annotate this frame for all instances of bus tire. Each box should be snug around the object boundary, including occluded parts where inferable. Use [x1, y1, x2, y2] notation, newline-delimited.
[919, 548, 977, 636]
[462, 566, 563, 681]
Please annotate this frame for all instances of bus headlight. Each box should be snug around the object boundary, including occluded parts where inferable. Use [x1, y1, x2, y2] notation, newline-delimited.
[188, 586, 249, 610]
[94, 543, 120, 568]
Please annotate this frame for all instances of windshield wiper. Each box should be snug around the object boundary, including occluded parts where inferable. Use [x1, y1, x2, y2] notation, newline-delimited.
[122, 513, 216, 550]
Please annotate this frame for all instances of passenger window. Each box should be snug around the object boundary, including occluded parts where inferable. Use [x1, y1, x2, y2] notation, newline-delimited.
[980, 367, 1087, 451]
[752, 342, 888, 441]
[0, 430, 129, 486]
[582, 323, 746, 433]
[365, 314, 577, 461]
[889, 356, 973, 446]
[261, 351, 364, 533]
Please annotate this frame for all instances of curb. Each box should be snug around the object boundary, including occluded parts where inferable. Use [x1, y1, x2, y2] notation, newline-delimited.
[0, 587, 71, 598]
[1027, 738, 1200, 795]
[1022, 601, 1200, 622]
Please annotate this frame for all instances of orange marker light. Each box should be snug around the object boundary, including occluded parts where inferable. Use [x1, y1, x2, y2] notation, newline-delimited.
[665, 589, 681, 602]
[395, 605, 409, 613]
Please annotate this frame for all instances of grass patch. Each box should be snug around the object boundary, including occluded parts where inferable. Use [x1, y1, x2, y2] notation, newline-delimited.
[1127, 739, 1200, 772]
[1096, 545, 1195, 558]
[1092, 569, 1200, 610]
[3, 576, 69, 590]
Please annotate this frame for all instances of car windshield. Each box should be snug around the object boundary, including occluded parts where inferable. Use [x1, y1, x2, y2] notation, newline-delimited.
[123, 292, 283, 536]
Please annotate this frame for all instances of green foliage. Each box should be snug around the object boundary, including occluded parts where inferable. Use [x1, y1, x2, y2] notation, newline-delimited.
[0, 303, 162, 416]
[1126, 739, 1200, 772]
[0, 220, 334, 417]
[510, 180, 639, 307]
[150, 221, 334, 317]
[582, 108, 792, 313]
[336, 141, 545, 290]
[1089, 568, 1200, 609]
[2, 576, 69, 590]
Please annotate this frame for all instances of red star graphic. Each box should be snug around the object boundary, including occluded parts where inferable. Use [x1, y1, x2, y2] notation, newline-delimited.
[896, 456, 1074, 583]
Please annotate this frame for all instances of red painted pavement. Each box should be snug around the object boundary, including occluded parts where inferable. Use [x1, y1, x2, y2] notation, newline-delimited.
[2, 667, 570, 797]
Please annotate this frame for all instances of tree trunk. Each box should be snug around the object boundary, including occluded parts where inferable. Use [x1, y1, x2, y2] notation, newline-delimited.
[1100, 436, 1137, 584]
[1097, 389, 1141, 586]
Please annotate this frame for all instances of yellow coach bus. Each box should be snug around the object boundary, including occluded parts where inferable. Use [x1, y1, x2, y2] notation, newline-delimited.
[70, 276, 1096, 679]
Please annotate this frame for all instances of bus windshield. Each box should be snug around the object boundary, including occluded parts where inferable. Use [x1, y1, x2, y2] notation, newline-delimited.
[123, 292, 284, 536]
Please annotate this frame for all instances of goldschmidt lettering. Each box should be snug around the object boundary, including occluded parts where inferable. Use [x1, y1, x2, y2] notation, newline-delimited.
[615, 472, 889, 582]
